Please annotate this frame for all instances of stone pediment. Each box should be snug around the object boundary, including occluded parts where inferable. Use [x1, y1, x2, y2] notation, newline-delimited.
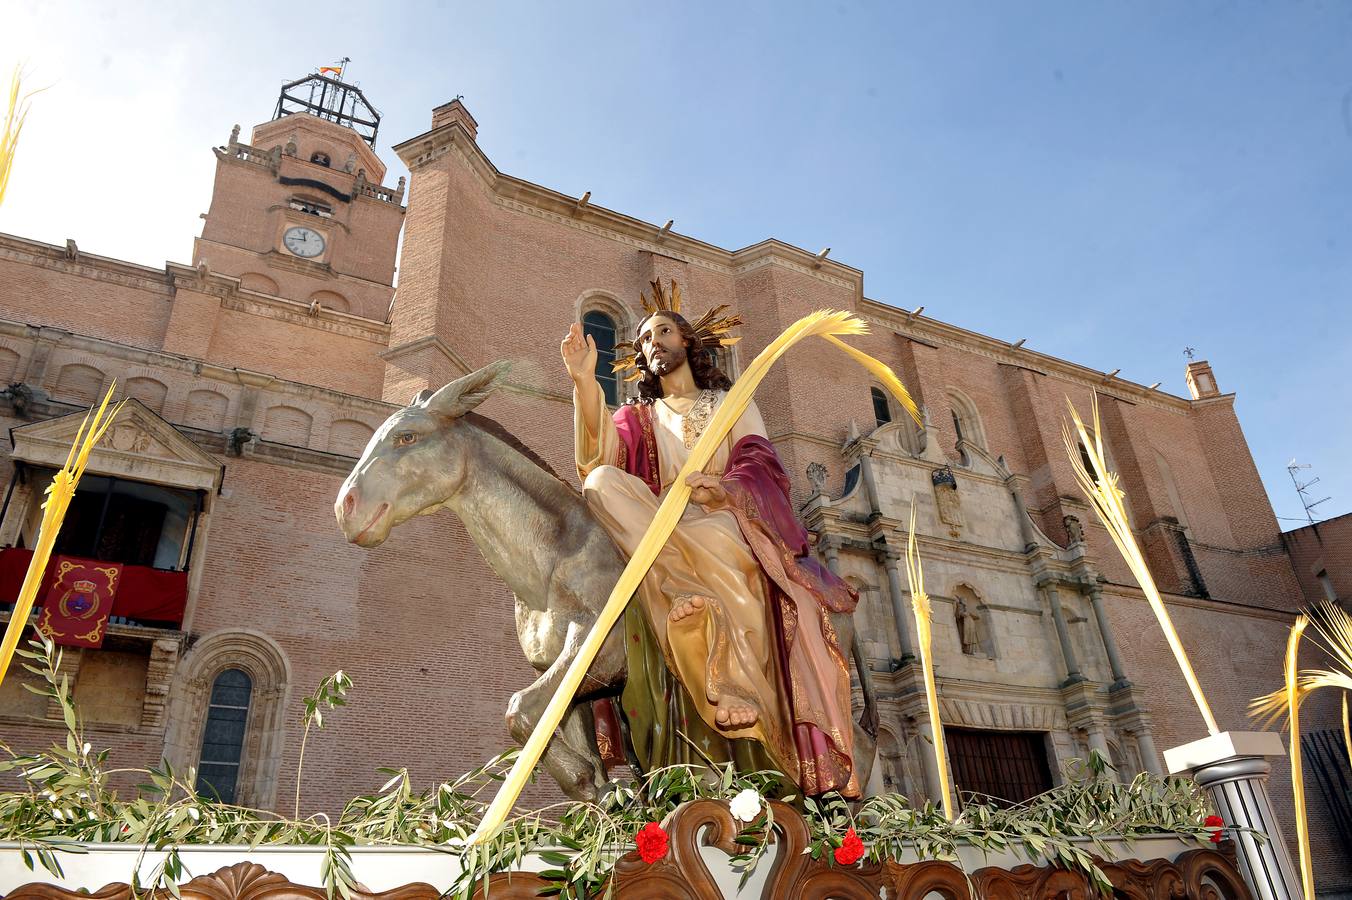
[10, 399, 223, 493]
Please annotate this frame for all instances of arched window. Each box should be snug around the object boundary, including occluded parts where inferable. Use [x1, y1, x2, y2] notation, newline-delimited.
[871, 387, 892, 427]
[195, 668, 252, 803]
[951, 410, 970, 465]
[583, 310, 619, 406]
[946, 390, 987, 467]
[166, 630, 289, 809]
[1078, 440, 1101, 485]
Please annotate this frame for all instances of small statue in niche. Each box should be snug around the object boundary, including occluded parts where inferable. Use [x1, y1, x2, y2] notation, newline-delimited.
[955, 597, 981, 655]
[1063, 514, 1085, 545]
[806, 461, 828, 497]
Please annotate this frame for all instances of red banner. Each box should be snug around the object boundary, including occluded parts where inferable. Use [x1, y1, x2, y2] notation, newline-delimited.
[35, 556, 122, 648]
[0, 548, 187, 627]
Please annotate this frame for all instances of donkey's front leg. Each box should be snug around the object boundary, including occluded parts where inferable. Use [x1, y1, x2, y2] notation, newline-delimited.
[505, 620, 620, 801]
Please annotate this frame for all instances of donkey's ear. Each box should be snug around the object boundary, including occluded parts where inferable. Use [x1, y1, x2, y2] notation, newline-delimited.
[422, 360, 511, 419]
[410, 389, 434, 406]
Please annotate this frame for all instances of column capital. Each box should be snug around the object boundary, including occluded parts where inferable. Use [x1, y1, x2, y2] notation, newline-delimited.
[1034, 574, 1063, 592]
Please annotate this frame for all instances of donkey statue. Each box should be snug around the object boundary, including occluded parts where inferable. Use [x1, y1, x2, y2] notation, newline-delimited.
[334, 361, 878, 801]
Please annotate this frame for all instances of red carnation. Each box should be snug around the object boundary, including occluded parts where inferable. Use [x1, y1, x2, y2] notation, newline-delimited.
[635, 821, 668, 864]
[1204, 815, 1225, 844]
[833, 827, 866, 866]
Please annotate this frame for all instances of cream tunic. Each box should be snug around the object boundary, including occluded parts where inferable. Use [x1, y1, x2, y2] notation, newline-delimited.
[574, 381, 798, 770]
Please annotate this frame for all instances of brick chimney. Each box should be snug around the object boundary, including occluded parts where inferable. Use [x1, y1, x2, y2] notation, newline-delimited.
[431, 99, 478, 141]
[1185, 360, 1220, 399]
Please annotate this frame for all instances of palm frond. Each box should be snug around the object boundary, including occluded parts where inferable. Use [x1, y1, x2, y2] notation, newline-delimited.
[1284, 615, 1315, 900]
[1249, 596, 1352, 732]
[824, 334, 922, 428]
[905, 499, 953, 819]
[0, 385, 122, 686]
[0, 66, 35, 207]
[1062, 395, 1219, 735]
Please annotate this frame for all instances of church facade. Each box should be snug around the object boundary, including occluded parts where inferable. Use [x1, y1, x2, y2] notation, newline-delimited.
[0, 77, 1345, 886]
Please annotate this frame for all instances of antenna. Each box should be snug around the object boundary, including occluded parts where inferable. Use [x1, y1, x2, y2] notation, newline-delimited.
[1287, 459, 1332, 526]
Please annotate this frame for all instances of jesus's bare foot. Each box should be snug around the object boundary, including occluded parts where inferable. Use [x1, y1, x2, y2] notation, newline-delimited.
[714, 701, 759, 730]
[669, 596, 706, 624]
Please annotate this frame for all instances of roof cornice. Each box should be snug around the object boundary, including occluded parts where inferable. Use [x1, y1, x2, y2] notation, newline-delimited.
[392, 122, 863, 291]
[858, 297, 1193, 413]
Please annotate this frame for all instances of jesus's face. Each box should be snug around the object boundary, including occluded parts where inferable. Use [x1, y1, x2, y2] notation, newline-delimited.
[638, 314, 688, 376]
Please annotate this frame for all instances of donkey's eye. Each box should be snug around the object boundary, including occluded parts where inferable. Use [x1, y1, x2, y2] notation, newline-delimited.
[395, 432, 418, 447]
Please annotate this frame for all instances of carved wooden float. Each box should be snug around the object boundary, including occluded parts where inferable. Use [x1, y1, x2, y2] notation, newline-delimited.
[1, 800, 1253, 900]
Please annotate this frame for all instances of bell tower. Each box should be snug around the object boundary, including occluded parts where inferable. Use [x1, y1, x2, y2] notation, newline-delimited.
[193, 71, 405, 321]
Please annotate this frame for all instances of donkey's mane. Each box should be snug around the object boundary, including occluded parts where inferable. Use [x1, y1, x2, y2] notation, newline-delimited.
[461, 411, 576, 491]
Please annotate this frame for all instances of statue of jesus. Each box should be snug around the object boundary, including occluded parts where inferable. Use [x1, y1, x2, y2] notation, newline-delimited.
[561, 281, 861, 797]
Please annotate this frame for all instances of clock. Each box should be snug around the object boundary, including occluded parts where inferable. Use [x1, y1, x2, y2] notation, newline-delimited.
[282, 226, 326, 258]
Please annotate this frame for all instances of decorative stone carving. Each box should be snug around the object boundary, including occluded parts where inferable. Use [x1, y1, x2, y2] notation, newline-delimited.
[931, 466, 963, 536]
[806, 461, 827, 497]
[107, 422, 153, 454]
[226, 427, 256, 457]
[1063, 514, 1085, 545]
[141, 638, 180, 729]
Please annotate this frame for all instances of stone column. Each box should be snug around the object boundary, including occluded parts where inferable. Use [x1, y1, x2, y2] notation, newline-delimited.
[858, 452, 883, 517]
[821, 535, 841, 575]
[1085, 725, 1111, 759]
[1165, 732, 1302, 900]
[1041, 581, 1085, 685]
[916, 719, 946, 805]
[1135, 729, 1164, 776]
[880, 549, 916, 663]
[1086, 582, 1130, 687]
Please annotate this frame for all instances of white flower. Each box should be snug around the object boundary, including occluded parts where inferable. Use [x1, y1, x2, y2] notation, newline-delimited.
[186, 807, 200, 821]
[729, 788, 762, 823]
[82, 742, 91, 756]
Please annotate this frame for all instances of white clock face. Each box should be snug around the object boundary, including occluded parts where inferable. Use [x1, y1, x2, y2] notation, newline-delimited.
[283, 226, 326, 258]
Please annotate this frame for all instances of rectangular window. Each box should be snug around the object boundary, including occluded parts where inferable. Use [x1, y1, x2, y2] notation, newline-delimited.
[37, 473, 195, 570]
[289, 198, 333, 218]
[946, 728, 1054, 806]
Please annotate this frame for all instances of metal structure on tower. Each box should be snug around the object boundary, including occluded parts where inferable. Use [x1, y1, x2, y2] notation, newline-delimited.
[272, 68, 380, 147]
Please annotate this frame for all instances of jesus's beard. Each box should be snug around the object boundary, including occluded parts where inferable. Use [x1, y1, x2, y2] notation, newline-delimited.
[648, 345, 688, 376]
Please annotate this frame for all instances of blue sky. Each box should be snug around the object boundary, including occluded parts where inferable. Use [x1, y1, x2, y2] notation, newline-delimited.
[2, 0, 1348, 524]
